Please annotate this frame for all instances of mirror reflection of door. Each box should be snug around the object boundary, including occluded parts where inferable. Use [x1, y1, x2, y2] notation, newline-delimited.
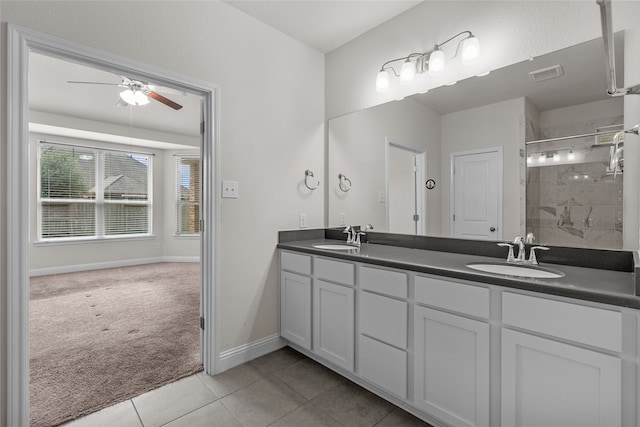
[388, 142, 425, 235]
[451, 148, 502, 240]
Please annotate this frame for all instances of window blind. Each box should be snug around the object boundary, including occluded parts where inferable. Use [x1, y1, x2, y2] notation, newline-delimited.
[176, 156, 201, 235]
[39, 142, 152, 240]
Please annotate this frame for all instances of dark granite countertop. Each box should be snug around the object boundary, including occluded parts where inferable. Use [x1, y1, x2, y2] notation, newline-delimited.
[278, 238, 640, 310]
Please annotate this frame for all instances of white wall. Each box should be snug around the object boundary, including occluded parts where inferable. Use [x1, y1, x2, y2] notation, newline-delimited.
[0, 2, 325, 419]
[326, 1, 639, 119]
[441, 98, 525, 238]
[328, 97, 441, 234]
[539, 98, 624, 129]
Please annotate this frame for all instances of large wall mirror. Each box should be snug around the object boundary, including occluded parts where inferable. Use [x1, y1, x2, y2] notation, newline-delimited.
[328, 31, 637, 250]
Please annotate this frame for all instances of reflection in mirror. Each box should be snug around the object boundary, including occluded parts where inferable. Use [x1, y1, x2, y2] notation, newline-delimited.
[328, 31, 639, 250]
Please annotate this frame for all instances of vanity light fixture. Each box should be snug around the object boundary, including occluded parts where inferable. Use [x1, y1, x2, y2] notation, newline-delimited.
[375, 31, 480, 93]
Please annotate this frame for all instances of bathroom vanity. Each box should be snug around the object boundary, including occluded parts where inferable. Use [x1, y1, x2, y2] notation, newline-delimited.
[277, 229, 639, 427]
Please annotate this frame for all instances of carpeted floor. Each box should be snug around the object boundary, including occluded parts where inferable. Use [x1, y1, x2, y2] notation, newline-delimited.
[29, 262, 202, 427]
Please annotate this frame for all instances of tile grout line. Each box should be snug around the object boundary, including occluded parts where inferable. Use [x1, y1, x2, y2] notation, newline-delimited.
[130, 398, 145, 427]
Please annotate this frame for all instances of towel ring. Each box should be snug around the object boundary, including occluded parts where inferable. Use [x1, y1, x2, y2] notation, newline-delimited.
[338, 173, 352, 192]
[304, 169, 320, 190]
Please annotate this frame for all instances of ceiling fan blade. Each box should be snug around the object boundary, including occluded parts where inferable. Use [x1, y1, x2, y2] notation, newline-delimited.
[146, 91, 183, 110]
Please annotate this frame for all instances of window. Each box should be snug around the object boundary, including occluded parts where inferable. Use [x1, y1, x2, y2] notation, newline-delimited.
[38, 141, 152, 241]
[176, 156, 201, 235]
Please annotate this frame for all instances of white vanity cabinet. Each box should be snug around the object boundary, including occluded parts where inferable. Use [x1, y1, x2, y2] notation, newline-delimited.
[279, 247, 636, 427]
[280, 251, 313, 350]
[501, 292, 623, 427]
[413, 276, 490, 427]
[313, 258, 355, 372]
[358, 266, 409, 398]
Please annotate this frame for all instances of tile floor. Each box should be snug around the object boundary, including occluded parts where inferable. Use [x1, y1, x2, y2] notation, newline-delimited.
[63, 347, 433, 427]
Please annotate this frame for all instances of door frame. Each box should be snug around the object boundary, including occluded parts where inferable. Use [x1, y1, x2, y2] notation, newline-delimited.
[6, 24, 220, 426]
[449, 147, 503, 240]
[385, 139, 426, 235]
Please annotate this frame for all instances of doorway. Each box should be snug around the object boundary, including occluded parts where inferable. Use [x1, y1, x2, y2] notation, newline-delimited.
[386, 140, 426, 235]
[7, 24, 219, 426]
[450, 147, 502, 240]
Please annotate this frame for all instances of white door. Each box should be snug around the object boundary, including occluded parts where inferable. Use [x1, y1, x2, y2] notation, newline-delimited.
[280, 272, 312, 350]
[388, 142, 425, 235]
[313, 280, 355, 372]
[501, 329, 621, 427]
[414, 306, 490, 427]
[451, 149, 501, 240]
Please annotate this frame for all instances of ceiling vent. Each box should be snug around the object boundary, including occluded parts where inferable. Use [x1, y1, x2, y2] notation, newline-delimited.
[529, 64, 564, 82]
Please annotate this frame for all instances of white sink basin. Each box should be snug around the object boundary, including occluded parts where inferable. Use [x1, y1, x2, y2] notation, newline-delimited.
[466, 262, 565, 279]
[312, 244, 357, 250]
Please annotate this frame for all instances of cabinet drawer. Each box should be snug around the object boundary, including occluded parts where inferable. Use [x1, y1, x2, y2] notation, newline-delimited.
[415, 275, 490, 319]
[358, 335, 407, 399]
[360, 266, 408, 299]
[502, 292, 622, 352]
[360, 291, 407, 349]
[316, 257, 355, 286]
[281, 251, 312, 275]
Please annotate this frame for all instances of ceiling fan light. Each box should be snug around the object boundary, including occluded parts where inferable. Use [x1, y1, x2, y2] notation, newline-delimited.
[119, 89, 137, 105]
[400, 60, 416, 83]
[461, 35, 480, 65]
[428, 49, 445, 74]
[134, 90, 150, 105]
[376, 69, 391, 93]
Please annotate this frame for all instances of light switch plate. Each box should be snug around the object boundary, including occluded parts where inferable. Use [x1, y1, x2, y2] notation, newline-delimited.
[222, 180, 239, 198]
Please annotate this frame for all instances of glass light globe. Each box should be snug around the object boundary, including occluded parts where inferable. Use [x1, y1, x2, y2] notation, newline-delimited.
[461, 35, 480, 65]
[428, 49, 445, 73]
[400, 60, 416, 83]
[376, 69, 390, 93]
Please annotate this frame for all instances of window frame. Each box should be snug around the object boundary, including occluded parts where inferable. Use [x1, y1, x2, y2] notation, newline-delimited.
[175, 154, 201, 237]
[37, 140, 154, 243]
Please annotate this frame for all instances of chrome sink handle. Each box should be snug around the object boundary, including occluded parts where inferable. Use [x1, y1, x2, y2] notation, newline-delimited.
[497, 243, 516, 263]
[529, 246, 550, 265]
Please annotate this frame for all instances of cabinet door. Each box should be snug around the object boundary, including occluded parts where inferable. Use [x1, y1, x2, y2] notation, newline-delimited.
[502, 329, 621, 427]
[313, 279, 355, 371]
[414, 306, 490, 427]
[280, 271, 312, 350]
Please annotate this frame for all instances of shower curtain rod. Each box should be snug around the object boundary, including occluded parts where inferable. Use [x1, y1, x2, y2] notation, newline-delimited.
[597, 0, 640, 96]
[525, 124, 639, 145]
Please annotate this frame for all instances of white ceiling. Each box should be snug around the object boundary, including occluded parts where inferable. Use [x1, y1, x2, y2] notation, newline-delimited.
[223, 0, 423, 53]
[29, 53, 203, 144]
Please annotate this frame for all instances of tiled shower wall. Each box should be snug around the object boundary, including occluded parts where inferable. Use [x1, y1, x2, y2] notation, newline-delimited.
[526, 115, 624, 249]
[526, 162, 623, 248]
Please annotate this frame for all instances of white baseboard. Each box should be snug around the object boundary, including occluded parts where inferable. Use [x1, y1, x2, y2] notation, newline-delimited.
[29, 256, 200, 277]
[217, 334, 287, 373]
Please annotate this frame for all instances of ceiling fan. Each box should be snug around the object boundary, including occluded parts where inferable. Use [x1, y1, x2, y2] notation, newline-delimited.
[67, 76, 184, 110]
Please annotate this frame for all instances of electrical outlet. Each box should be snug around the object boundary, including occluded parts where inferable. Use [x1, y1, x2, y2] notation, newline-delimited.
[378, 191, 386, 203]
[222, 180, 239, 198]
[339, 212, 346, 226]
[299, 213, 308, 228]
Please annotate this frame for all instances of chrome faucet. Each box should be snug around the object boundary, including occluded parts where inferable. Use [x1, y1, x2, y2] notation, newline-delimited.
[497, 235, 549, 265]
[343, 226, 354, 245]
[343, 225, 366, 247]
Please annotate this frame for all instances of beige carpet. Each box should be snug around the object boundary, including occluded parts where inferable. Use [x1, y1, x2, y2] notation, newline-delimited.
[29, 262, 202, 427]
